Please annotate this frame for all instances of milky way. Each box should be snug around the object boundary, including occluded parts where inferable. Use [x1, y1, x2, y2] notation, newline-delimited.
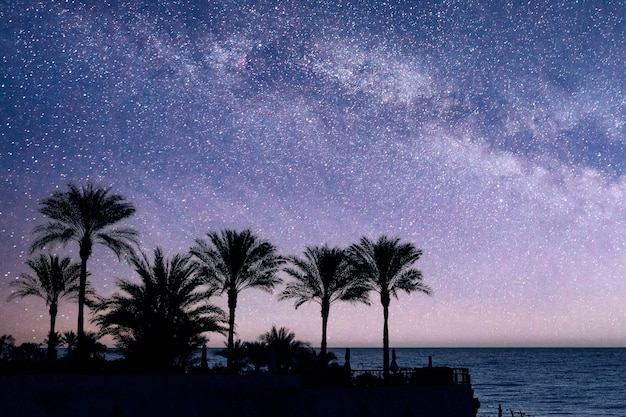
[2, 0, 625, 347]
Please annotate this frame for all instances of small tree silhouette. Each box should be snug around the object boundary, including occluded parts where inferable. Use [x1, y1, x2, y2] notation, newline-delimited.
[61, 331, 78, 357]
[243, 341, 269, 373]
[260, 326, 311, 373]
[11, 342, 45, 362]
[8, 254, 81, 360]
[215, 339, 249, 373]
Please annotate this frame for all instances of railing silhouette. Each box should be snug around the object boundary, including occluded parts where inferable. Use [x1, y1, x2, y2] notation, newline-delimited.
[351, 367, 471, 385]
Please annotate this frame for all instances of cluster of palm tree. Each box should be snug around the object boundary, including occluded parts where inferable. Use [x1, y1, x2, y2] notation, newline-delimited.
[216, 326, 314, 373]
[22, 183, 139, 359]
[7, 183, 432, 378]
[0, 330, 105, 363]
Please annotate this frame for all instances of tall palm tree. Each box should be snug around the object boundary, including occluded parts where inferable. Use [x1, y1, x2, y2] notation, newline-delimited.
[94, 248, 226, 369]
[280, 245, 369, 365]
[348, 236, 432, 379]
[8, 254, 81, 360]
[30, 182, 139, 356]
[190, 229, 285, 371]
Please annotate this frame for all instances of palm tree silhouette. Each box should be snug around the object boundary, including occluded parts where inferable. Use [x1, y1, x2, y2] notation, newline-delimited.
[43, 331, 63, 355]
[280, 245, 369, 365]
[61, 330, 78, 357]
[12, 342, 45, 362]
[215, 339, 249, 372]
[29, 183, 139, 357]
[94, 248, 226, 369]
[191, 229, 284, 372]
[348, 236, 431, 379]
[260, 325, 310, 373]
[243, 340, 269, 373]
[8, 254, 81, 360]
[82, 332, 107, 359]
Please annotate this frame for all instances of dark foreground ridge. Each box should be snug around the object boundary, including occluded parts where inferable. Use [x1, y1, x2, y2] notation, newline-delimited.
[0, 368, 480, 417]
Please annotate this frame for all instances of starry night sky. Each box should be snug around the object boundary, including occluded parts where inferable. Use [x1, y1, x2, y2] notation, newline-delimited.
[1, 0, 625, 347]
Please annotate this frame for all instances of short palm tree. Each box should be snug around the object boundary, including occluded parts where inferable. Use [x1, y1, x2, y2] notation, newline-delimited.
[215, 339, 248, 372]
[8, 254, 81, 360]
[30, 183, 139, 356]
[81, 332, 107, 359]
[94, 248, 226, 369]
[43, 331, 63, 353]
[260, 326, 311, 373]
[348, 236, 432, 379]
[190, 229, 285, 371]
[61, 330, 78, 356]
[12, 342, 45, 362]
[280, 245, 369, 365]
[243, 341, 268, 373]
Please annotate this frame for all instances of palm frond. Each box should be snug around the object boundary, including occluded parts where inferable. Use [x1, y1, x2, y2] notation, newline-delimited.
[96, 227, 140, 260]
[348, 235, 430, 300]
[192, 229, 285, 294]
[29, 222, 77, 253]
[8, 254, 81, 307]
[95, 247, 226, 367]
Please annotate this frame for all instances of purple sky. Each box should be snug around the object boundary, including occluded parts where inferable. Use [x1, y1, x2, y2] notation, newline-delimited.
[1, 0, 625, 348]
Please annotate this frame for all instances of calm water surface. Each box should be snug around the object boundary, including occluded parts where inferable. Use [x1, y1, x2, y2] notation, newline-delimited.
[205, 347, 625, 416]
[325, 348, 626, 417]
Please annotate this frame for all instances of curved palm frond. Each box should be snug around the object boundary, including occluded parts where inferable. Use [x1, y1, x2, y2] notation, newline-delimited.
[281, 245, 371, 307]
[8, 254, 81, 305]
[96, 227, 140, 260]
[30, 222, 77, 253]
[260, 325, 311, 373]
[190, 229, 284, 372]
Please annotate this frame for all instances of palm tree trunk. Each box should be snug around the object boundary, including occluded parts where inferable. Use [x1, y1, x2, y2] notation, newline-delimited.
[227, 290, 237, 372]
[77, 236, 92, 360]
[383, 303, 390, 380]
[77, 256, 87, 358]
[48, 304, 58, 360]
[321, 300, 330, 367]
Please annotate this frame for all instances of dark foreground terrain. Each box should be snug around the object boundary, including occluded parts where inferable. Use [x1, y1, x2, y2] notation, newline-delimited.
[0, 374, 478, 417]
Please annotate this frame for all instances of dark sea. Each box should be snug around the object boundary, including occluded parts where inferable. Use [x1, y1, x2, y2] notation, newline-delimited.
[205, 347, 626, 416]
[332, 348, 626, 417]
